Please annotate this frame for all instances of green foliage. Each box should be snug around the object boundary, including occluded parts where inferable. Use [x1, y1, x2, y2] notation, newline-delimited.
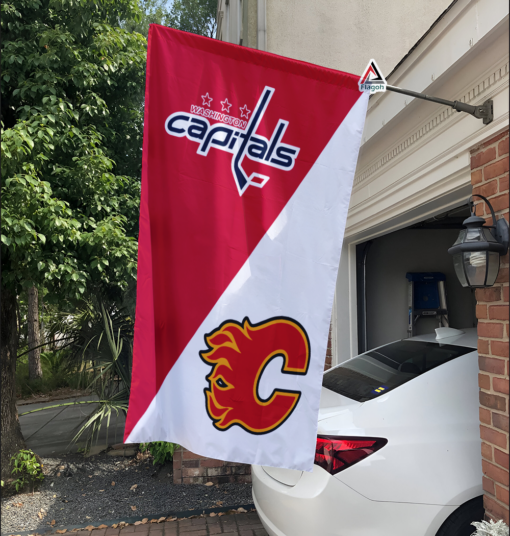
[69, 302, 133, 447]
[15, 355, 84, 398]
[46, 292, 135, 365]
[166, 0, 217, 37]
[1, 0, 146, 304]
[122, 0, 171, 37]
[16, 371, 73, 398]
[140, 441, 179, 465]
[17, 297, 134, 444]
[3, 0, 217, 460]
[16, 345, 79, 398]
[10, 449, 44, 492]
[123, 0, 217, 38]
[40, 350, 70, 375]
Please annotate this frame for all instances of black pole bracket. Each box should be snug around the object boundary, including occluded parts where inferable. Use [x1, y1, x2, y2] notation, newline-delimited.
[385, 85, 494, 125]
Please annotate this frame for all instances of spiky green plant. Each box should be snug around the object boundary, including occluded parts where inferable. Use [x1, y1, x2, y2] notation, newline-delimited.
[20, 299, 134, 450]
[71, 303, 132, 448]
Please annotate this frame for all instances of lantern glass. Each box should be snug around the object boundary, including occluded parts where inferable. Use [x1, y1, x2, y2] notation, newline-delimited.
[453, 229, 466, 246]
[453, 253, 468, 287]
[486, 251, 500, 286]
[465, 228, 484, 242]
[464, 251, 487, 287]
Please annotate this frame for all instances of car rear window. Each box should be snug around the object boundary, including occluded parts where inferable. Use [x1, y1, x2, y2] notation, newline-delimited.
[322, 340, 473, 402]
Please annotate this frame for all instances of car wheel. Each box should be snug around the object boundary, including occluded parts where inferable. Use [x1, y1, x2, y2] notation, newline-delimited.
[436, 496, 484, 536]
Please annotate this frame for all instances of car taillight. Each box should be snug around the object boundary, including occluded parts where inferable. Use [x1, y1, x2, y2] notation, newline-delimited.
[314, 435, 387, 475]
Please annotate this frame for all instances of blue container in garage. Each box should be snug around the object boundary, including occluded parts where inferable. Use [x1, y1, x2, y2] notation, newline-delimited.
[406, 272, 448, 337]
[406, 272, 445, 310]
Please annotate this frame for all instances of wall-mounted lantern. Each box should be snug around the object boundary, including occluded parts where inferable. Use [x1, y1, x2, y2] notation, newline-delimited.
[448, 195, 509, 288]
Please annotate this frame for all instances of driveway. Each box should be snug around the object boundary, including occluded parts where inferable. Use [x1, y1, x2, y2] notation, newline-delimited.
[41, 513, 268, 536]
[17, 395, 126, 456]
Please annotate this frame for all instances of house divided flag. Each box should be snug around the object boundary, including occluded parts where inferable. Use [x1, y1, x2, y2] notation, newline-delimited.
[124, 25, 369, 472]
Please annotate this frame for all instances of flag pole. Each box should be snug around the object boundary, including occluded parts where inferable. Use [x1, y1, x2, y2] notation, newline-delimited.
[385, 85, 493, 125]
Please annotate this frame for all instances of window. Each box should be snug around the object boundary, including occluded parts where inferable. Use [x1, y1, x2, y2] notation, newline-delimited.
[322, 340, 473, 403]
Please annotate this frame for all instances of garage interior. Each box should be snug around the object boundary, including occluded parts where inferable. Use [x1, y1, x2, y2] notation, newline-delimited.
[356, 204, 478, 353]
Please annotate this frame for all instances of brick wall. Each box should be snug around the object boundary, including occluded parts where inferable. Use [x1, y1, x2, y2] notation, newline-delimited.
[173, 448, 251, 485]
[471, 130, 509, 524]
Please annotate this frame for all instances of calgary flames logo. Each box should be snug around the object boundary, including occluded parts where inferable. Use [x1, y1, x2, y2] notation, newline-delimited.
[200, 317, 310, 434]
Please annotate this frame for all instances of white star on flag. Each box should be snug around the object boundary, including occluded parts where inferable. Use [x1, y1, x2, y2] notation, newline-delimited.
[201, 92, 213, 107]
[220, 98, 232, 113]
[239, 104, 251, 119]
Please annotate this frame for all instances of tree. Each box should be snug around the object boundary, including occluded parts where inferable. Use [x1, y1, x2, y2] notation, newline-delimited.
[27, 286, 42, 379]
[122, 0, 172, 38]
[167, 0, 217, 38]
[1, 0, 146, 479]
[123, 0, 218, 39]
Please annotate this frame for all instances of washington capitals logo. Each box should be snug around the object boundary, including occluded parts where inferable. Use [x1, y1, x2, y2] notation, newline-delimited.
[359, 59, 386, 94]
[165, 87, 300, 195]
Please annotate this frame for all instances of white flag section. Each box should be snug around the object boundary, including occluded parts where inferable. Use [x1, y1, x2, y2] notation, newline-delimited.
[126, 93, 368, 472]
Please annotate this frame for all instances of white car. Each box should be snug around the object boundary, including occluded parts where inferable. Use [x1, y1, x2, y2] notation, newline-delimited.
[252, 327, 483, 536]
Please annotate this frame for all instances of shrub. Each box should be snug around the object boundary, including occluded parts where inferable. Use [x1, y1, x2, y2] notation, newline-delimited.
[15, 353, 84, 399]
[11, 449, 44, 493]
[40, 350, 70, 376]
[140, 442, 179, 465]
